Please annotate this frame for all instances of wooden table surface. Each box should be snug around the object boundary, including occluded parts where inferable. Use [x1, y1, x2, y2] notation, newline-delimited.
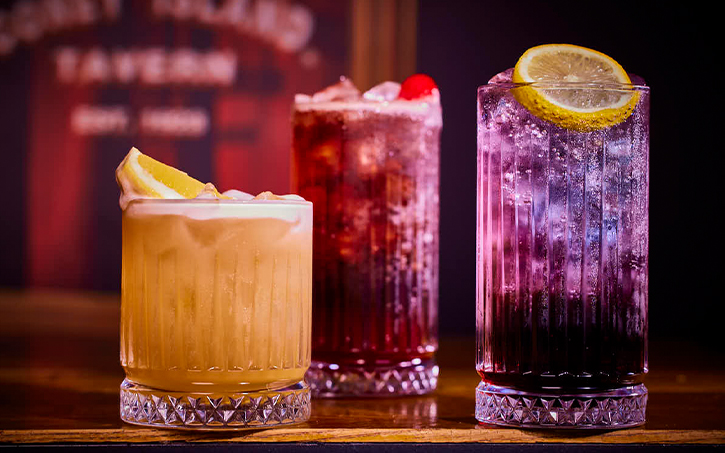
[1, 289, 724, 450]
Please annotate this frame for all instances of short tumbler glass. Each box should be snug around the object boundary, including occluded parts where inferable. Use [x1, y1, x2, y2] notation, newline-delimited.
[119, 198, 313, 429]
[475, 81, 650, 428]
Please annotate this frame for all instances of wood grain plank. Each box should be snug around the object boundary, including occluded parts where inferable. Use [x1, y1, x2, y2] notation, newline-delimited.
[2, 290, 724, 445]
[2, 428, 724, 445]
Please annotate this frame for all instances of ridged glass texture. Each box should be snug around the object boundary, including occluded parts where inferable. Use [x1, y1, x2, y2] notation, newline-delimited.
[120, 379, 311, 429]
[475, 382, 647, 428]
[292, 103, 441, 397]
[120, 199, 312, 429]
[476, 81, 649, 428]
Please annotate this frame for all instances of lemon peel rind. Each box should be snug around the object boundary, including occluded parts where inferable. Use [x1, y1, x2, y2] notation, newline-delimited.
[136, 152, 205, 199]
[513, 44, 631, 85]
[511, 85, 641, 132]
[116, 147, 231, 210]
[116, 147, 184, 200]
[511, 44, 640, 132]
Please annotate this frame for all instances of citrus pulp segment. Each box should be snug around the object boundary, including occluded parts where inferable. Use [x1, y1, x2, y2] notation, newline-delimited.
[116, 147, 226, 203]
[511, 44, 640, 132]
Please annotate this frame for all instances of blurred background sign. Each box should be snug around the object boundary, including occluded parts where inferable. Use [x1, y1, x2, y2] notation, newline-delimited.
[0, 0, 415, 291]
[3, 0, 716, 344]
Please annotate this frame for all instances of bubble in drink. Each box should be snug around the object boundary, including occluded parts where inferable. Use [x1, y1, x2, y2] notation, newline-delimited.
[292, 75, 442, 397]
[475, 44, 650, 429]
[363, 81, 401, 101]
[115, 148, 313, 429]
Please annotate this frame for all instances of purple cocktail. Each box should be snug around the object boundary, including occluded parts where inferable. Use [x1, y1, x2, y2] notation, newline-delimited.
[476, 45, 649, 428]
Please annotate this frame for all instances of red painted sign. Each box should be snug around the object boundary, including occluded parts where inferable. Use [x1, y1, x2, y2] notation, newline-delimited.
[0, 0, 348, 290]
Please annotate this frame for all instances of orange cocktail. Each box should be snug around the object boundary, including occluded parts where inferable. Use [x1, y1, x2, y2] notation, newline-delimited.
[116, 148, 312, 429]
[121, 200, 312, 392]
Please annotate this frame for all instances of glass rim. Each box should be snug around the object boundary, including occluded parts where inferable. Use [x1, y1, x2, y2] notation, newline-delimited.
[479, 81, 649, 91]
[125, 197, 312, 208]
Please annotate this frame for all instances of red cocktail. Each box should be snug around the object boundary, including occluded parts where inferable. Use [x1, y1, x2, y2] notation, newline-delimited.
[292, 76, 442, 397]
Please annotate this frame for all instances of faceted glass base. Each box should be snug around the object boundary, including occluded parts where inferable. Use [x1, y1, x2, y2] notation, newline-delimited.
[120, 379, 311, 429]
[475, 381, 647, 429]
[306, 359, 438, 398]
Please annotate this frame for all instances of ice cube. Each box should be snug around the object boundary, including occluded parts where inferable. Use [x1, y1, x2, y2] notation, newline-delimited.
[628, 74, 646, 86]
[295, 94, 312, 103]
[363, 81, 401, 102]
[255, 192, 305, 202]
[222, 189, 254, 200]
[280, 194, 306, 201]
[253, 191, 285, 200]
[311, 77, 361, 102]
[488, 69, 513, 84]
[195, 183, 222, 199]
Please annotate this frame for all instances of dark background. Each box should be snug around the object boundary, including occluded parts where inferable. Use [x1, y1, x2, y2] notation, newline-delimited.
[0, 0, 718, 350]
[416, 0, 718, 346]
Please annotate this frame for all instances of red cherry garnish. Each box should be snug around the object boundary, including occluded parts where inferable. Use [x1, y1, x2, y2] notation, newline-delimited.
[398, 74, 438, 100]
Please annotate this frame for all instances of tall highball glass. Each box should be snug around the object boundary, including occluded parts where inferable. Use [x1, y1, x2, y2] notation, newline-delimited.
[292, 78, 442, 397]
[476, 79, 649, 428]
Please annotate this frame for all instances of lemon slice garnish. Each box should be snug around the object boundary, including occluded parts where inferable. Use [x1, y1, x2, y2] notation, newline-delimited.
[511, 44, 640, 132]
[116, 147, 227, 206]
